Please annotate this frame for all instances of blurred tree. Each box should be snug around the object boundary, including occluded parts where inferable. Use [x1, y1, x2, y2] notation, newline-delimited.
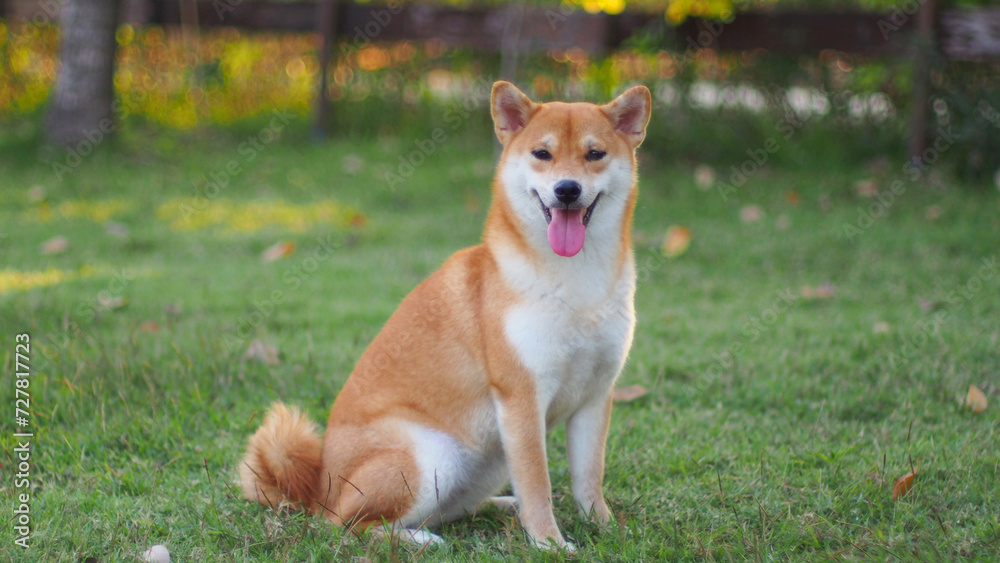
[45, 0, 122, 147]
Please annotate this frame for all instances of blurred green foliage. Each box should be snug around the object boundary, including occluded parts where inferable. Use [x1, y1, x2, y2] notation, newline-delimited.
[1, 1, 998, 183]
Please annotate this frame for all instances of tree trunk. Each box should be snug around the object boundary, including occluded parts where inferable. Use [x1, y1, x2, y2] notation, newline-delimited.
[45, 0, 122, 148]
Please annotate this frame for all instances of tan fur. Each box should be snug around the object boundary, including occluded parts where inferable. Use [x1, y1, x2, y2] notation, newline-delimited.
[240, 82, 651, 550]
[239, 403, 322, 510]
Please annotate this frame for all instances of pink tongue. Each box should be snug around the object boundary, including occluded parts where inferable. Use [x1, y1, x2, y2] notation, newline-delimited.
[547, 208, 586, 257]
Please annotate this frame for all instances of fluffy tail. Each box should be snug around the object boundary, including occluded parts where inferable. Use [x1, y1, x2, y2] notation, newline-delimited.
[239, 403, 323, 511]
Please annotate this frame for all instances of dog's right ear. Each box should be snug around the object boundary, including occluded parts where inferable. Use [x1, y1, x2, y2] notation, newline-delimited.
[491, 81, 536, 146]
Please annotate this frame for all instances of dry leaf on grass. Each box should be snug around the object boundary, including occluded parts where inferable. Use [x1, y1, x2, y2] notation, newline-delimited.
[966, 384, 987, 413]
[740, 205, 764, 223]
[853, 178, 879, 197]
[98, 294, 126, 310]
[694, 164, 715, 190]
[105, 221, 130, 238]
[41, 236, 68, 254]
[662, 226, 691, 258]
[261, 241, 295, 263]
[892, 470, 917, 501]
[242, 338, 279, 365]
[27, 185, 46, 202]
[348, 212, 368, 228]
[139, 321, 160, 333]
[612, 384, 649, 403]
[801, 282, 836, 300]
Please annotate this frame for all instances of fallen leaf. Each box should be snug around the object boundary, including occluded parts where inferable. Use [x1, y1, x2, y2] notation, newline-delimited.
[105, 221, 130, 238]
[465, 193, 481, 212]
[801, 282, 836, 300]
[818, 195, 832, 212]
[612, 384, 649, 403]
[261, 241, 295, 263]
[27, 185, 46, 202]
[785, 190, 800, 205]
[853, 178, 879, 197]
[242, 338, 279, 365]
[349, 212, 368, 228]
[966, 384, 987, 413]
[662, 226, 691, 258]
[693, 164, 715, 190]
[139, 321, 160, 333]
[98, 294, 126, 310]
[41, 236, 68, 254]
[342, 154, 365, 175]
[740, 205, 763, 223]
[892, 470, 917, 501]
[925, 205, 942, 220]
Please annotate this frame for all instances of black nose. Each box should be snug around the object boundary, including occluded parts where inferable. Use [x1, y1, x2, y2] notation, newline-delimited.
[554, 180, 581, 204]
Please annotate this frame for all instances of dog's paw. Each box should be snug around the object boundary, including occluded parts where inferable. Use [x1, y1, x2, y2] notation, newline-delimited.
[405, 529, 444, 546]
[531, 536, 576, 553]
[371, 526, 443, 547]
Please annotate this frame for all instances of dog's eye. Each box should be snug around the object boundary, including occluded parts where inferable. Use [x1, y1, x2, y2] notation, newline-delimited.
[532, 149, 552, 161]
[585, 149, 606, 162]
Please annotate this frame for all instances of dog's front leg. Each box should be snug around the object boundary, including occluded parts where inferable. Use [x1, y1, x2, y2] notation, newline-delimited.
[566, 394, 614, 524]
[492, 391, 569, 550]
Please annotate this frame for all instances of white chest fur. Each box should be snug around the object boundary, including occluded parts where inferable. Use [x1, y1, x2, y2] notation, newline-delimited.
[499, 248, 636, 427]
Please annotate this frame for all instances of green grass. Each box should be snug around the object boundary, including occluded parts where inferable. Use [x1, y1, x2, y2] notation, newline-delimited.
[1, 114, 998, 562]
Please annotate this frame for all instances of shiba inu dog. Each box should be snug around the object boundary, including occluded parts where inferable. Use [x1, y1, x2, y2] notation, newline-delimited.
[239, 81, 651, 550]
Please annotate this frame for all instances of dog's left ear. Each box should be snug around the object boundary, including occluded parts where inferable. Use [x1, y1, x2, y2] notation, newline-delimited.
[491, 81, 537, 146]
[602, 85, 652, 150]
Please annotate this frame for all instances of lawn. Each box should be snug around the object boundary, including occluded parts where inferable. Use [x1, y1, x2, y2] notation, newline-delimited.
[1, 113, 998, 562]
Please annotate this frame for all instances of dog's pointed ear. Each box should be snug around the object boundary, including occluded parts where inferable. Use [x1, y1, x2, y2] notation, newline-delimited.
[491, 81, 536, 146]
[602, 85, 652, 150]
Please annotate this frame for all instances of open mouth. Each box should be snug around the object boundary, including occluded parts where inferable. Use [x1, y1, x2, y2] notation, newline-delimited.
[533, 190, 601, 257]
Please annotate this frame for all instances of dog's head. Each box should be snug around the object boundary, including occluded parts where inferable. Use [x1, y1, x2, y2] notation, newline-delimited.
[490, 82, 651, 258]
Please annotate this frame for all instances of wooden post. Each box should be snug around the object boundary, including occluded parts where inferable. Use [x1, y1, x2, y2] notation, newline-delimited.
[312, 0, 338, 142]
[907, 0, 938, 161]
[499, 2, 526, 84]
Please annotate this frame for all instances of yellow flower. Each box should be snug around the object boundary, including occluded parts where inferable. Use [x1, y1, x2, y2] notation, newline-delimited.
[156, 198, 363, 233]
[22, 199, 132, 223]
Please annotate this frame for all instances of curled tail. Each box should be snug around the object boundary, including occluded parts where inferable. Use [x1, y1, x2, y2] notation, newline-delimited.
[239, 403, 323, 511]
